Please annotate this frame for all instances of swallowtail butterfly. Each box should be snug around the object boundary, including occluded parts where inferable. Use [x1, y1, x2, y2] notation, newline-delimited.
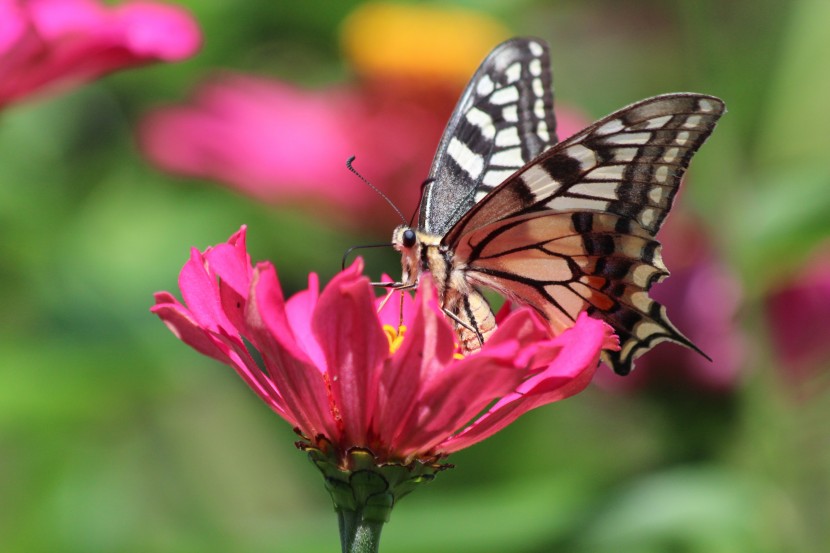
[390, 37, 725, 375]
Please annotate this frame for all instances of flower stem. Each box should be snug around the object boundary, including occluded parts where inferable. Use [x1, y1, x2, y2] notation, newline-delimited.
[338, 508, 384, 553]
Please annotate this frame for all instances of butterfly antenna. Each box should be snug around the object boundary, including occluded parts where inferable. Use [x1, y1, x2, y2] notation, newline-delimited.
[346, 156, 407, 225]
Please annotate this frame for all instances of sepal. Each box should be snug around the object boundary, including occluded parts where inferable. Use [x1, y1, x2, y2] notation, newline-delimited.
[298, 435, 451, 523]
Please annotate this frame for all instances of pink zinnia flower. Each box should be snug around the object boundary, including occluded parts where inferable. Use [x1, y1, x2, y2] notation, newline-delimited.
[138, 74, 588, 231]
[766, 248, 830, 393]
[139, 75, 447, 227]
[152, 226, 614, 462]
[138, 1, 587, 232]
[0, 0, 200, 109]
[151, 226, 616, 548]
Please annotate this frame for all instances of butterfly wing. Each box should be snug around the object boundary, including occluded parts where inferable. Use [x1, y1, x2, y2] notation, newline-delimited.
[454, 210, 692, 375]
[420, 37, 557, 236]
[446, 93, 726, 375]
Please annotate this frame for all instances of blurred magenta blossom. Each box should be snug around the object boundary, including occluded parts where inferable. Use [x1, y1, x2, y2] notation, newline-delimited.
[151, 227, 616, 463]
[597, 212, 746, 393]
[138, 73, 588, 230]
[766, 248, 830, 389]
[139, 75, 450, 227]
[138, 0, 586, 231]
[0, 0, 200, 109]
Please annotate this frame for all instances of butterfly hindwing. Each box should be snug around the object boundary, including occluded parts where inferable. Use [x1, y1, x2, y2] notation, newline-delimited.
[454, 211, 700, 374]
[444, 93, 725, 375]
[421, 38, 557, 236]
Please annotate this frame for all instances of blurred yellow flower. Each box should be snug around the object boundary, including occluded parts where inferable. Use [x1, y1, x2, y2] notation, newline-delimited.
[341, 2, 510, 87]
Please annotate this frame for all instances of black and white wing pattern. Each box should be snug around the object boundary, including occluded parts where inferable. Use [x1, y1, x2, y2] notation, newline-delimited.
[446, 94, 725, 375]
[420, 37, 557, 237]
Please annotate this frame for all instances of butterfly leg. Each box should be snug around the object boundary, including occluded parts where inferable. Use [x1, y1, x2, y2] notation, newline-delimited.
[372, 281, 418, 322]
[441, 307, 485, 350]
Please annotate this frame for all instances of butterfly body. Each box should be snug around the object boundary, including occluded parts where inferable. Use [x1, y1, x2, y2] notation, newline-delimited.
[392, 225, 497, 351]
[391, 38, 725, 375]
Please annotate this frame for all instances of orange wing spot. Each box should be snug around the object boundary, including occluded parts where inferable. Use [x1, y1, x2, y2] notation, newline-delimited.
[579, 275, 607, 290]
[572, 281, 615, 311]
[588, 291, 616, 311]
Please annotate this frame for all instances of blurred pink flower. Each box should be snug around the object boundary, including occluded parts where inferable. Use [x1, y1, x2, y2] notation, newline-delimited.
[139, 75, 449, 226]
[151, 226, 616, 463]
[596, 212, 746, 393]
[766, 248, 830, 388]
[138, 72, 588, 230]
[0, 0, 200, 109]
[137, 0, 587, 232]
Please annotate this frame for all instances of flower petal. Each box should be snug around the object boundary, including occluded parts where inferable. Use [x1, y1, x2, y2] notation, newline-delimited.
[397, 338, 528, 457]
[204, 226, 251, 297]
[371, 279, 456, 451]
[114, 1, 202, 60]
[177, 247, 232, 333]
[0, 0, 200, 108]
[312, 259, 389, 446]
[154, 259, 294, 424]
[139, 77, 362, 206]
[285, 273, 326, 370]
[205, 226, 254, 334]
[439, 313, 611, 454]
[247, 263, 337, 439]
[151, 292, 232, 363]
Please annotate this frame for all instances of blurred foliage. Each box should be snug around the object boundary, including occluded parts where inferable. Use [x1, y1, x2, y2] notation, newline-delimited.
[1, 1, 829, 552]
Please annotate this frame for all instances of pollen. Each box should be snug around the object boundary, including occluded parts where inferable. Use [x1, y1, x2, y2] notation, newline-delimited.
[451, 340, 467, 360]
[383, 325, 407, 354]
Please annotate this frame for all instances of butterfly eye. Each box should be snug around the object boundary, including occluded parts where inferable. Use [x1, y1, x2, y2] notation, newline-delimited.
[402, 229, 416, 248]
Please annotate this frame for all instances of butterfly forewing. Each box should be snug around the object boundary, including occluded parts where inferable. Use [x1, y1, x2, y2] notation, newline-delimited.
[421, 38, 557, 236]
[445, 94, 725, 244]
[444, 93, 724, 375]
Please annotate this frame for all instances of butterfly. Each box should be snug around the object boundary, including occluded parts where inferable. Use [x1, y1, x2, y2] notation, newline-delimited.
[389, 37, 725, 375]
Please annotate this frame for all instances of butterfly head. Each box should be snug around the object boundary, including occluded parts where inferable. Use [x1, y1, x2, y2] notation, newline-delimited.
[392, 225, 421, 285]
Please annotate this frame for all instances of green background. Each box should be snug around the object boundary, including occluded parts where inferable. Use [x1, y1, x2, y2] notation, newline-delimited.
[1, 0, 828, 551]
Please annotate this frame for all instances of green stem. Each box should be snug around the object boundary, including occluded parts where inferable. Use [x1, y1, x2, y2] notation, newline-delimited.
[302, 444, 446, 552]
[338, 508, 385, 553]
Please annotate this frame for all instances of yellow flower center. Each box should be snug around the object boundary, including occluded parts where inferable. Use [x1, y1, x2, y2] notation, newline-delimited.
[384, 325, 469, 359]
[383, 325, 407, 354]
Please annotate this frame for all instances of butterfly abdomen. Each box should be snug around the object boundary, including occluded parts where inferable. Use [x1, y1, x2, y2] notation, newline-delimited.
[442, 284, 497, 353]
[414, 233, 498, 353]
